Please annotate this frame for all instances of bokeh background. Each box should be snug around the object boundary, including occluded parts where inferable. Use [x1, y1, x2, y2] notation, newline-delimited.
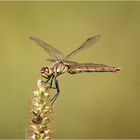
[0, 1, 140, 139]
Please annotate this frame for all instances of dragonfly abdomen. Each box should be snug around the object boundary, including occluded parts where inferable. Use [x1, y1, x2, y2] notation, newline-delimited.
[68, 65, 120, 74]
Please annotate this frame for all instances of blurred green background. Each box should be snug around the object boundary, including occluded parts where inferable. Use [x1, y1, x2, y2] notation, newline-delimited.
[0, 1, 140, 139]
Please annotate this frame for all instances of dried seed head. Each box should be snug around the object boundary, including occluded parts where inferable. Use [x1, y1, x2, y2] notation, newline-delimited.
[29, 80, 54, 139]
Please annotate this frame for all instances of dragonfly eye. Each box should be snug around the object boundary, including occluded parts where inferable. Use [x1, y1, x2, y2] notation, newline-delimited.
[41, 67, 49, 74]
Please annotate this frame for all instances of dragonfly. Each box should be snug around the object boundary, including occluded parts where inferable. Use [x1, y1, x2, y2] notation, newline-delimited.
[30, 35, 120, 105]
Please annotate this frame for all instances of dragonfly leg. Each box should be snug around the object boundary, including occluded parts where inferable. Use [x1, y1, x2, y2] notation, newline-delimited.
[49, 76, 54, 87]
[44, 76, 56, 89]
[44, 76, 51, 84]
[49, 76, 57, 89]
[50, 77, 60, 106]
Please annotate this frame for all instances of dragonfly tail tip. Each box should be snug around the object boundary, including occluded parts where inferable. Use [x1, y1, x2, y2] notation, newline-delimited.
[114, 67, 121, 72]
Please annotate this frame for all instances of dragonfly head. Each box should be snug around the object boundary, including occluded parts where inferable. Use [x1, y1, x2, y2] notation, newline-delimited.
[41, 67, 53, 78]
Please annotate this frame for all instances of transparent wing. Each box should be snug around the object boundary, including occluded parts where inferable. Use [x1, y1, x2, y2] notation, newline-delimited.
[29, 36, 64, 60]
[46, 58, 107, 67]
[68, 62, 109, 67]
[65, 34, 101, 60]
[47, 58, 78, 64]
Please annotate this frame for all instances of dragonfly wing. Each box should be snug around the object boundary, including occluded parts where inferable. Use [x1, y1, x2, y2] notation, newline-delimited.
[30, 36, 64, 60]
[69, 62, 109, 67]
[47, 58, 78, 64]
[64, 34, 101, 60]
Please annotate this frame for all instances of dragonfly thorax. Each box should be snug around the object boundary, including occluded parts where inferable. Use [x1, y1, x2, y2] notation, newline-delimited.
[53, 61, 68, 76]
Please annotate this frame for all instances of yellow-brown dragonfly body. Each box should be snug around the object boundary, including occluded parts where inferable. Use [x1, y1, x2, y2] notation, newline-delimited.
[41, 61, 120, 78]
[30, 35, 120, 105]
